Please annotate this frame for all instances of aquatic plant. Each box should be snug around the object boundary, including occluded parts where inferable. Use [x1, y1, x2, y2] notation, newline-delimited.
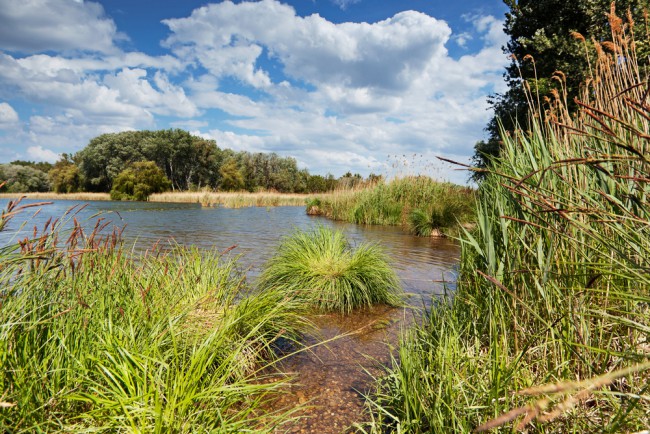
[310, 176, 474, 234]
[0, 201, 308, 432]
[258, 225, 402, 313]
[407, 197, 468, 237]
[366, 6, 650, 433]
[305, 197, 323, 215]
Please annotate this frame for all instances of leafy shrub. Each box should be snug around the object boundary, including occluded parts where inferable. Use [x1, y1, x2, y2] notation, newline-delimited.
[110, 161, 172, 201]
[258, 225, 402, 313]
[49, 159, 82, 193]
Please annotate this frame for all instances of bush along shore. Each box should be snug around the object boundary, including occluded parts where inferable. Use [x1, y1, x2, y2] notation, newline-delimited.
[364, 10, 650, 433]
[306, 176, 475, 237]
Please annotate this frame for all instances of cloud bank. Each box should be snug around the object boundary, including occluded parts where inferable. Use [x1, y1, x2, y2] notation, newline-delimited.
[0, 0, 507, 184]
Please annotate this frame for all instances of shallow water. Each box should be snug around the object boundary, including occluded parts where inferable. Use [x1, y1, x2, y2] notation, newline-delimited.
[0, 198, 459, 432]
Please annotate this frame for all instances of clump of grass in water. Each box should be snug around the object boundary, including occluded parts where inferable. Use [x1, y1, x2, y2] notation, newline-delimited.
[305, 197, 322, 215]
[408, 197, 468, 237]
[0, 201, 309, 432]
[258, 225, 402, 313]
[364, 5, 650, 433]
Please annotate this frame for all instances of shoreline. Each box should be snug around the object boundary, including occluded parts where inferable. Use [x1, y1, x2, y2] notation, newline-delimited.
[0, 191, 324, 207]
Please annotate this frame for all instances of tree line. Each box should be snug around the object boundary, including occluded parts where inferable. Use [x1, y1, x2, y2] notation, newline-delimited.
[0, 129, 374, 199]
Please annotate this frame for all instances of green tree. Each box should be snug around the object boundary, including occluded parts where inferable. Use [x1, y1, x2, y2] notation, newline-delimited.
[474, 0, 649, 181]
[110, 161, 172, 201]
[77, 131, 147, 191]
[218, 157, 245, 191]
[0, 164, 51, 192]
[10, 160, 54, 173]
[49, 154, 82, 193]
[142, 129, 221, 190]
[77, 129, 221, 192]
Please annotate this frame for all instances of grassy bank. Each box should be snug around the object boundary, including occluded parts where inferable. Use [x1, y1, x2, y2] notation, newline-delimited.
[366, 13, 649, 433]
[0, 199, 309, 432]
[307, 177, 475, 236]
[149, 191, 315, 208]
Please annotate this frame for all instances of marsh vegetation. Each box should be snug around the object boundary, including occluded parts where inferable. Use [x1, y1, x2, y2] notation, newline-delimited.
[258, 225, 402, 313]
[365, 8, 650, 433]
[307, 176, 475, 236]
[0, 199, 311, 432]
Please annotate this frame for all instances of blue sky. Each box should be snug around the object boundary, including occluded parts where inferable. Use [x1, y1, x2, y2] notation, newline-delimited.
[0, 0, 509, 184]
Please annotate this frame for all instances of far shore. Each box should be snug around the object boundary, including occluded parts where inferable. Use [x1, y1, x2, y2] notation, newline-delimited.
[0, 191, 324, 208]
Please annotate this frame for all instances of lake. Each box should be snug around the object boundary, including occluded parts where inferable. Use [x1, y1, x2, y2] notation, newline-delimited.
[0, 198, 460, 432]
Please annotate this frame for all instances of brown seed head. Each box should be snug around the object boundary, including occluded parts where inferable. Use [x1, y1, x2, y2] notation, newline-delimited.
[571, 31, 585, 42]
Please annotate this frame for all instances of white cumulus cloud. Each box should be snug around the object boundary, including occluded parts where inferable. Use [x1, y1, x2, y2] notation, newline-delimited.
[163, 1, 450, 92]
[0, 102, 19, 129]
[0, 0, 121, 54]
[27, 145, 59, 162]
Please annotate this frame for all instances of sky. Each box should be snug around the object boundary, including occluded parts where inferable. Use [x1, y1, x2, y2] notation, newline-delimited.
[0, 0, 509, 184]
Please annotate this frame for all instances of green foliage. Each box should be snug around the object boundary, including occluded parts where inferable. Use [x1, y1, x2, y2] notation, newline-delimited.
[0, 163, 51, 192]
[0, 204, 308, 432]
[311, 177, 475, 234]
[475, 0, 650, 179]
[10, 160, 53, 173]
[305, 174, 329, 193]
[369, 17, 650, 432]
[48, 155, 82, 193]
[219, 157, 245, 191]
[258, 226, 402, 313]
[77, 129, 220, 192]
[110, 161, 172, 201]
[238, 152, 305, 193]
[74, 129, 334, 194]
[142, 129, 221, 190]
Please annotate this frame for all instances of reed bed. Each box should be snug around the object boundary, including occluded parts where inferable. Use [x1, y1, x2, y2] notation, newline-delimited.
[149, 191, 319, 208]
[0, 198, 309, 432]
[365, 7, 650, 433]
[308, 177, 475, 236]
[0, 192, 110, 201]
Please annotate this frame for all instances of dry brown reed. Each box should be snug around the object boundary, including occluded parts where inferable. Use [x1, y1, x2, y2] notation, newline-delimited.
[149, 190, 323, 208]
[0, 192, 111, 201]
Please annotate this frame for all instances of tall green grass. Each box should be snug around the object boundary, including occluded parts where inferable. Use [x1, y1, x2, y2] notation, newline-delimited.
[0, 199, 309, 432]
[258, 225, 402, 313]
[366, 8, 650, 433]
[309, 177, 475, 236]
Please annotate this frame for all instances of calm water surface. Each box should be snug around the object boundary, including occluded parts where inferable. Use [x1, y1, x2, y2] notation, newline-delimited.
[0, 198, 460, 432]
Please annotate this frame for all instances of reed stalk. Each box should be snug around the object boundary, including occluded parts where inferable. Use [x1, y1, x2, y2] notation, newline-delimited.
[365, 5, 650, 433]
